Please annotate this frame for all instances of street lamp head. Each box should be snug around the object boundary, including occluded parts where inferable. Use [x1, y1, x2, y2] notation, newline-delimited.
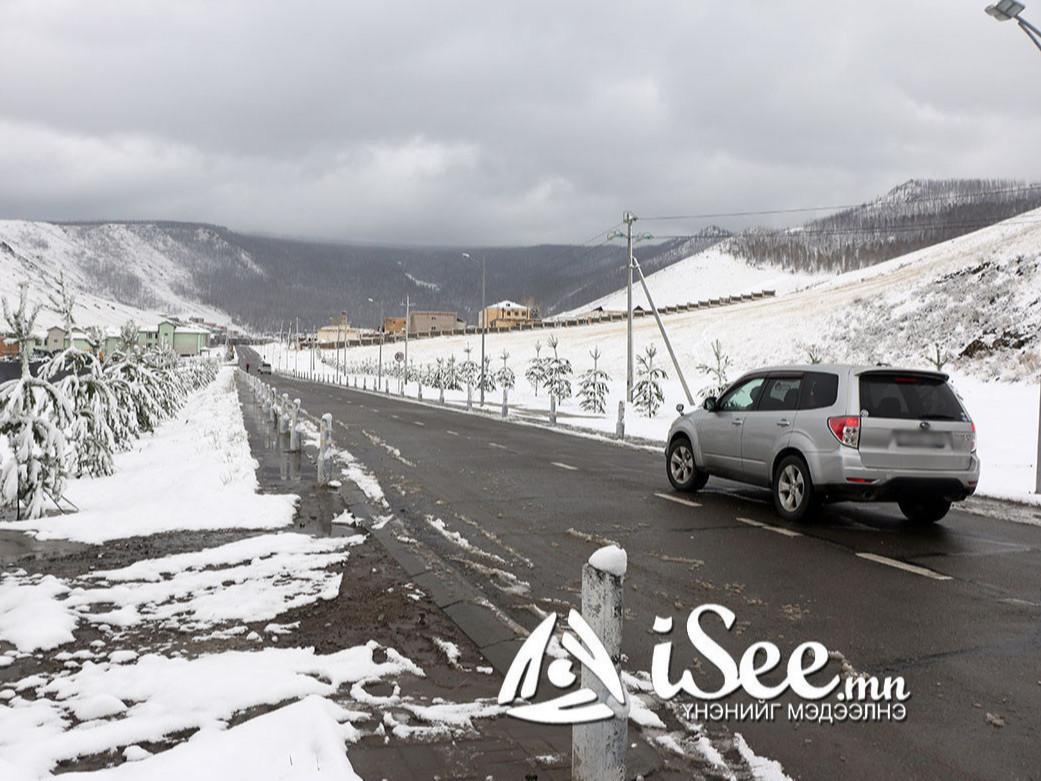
[986, 0, 1026, 20]
[461, 252, 470, 259]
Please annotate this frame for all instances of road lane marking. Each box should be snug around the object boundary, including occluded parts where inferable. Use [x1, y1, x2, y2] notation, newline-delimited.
[489, 442, 508, 450]
[552, 462, 578, 471]
[736, 517, 802, 537]
[414, 421, 425, 427]
[446, 430, 459, 436]
[855, 553, 952, 581]
[655, 493, 701, 508]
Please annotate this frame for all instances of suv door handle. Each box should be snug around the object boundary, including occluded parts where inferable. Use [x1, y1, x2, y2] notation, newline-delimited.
[777, 419, 791, 427]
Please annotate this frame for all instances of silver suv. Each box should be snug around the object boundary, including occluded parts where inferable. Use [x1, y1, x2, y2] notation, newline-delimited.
[665, 365, 980, 523]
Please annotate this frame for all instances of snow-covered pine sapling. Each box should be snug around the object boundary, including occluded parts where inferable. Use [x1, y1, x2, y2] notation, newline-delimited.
[495, 349, 516, 390]
[479, 356, 496, 393]
[633, 344, 667, 417]
[806, 344, 824, 365]
[0, 284, 76, 518]
[579, 346, 610, 415]
[695, 339, 732, 398]
[928, 343, 951, 371]
[445, 355, 461, 390]
[526, 340, 546, 396]
[459, 345, 478, 390]
[545, 335, 573, 401]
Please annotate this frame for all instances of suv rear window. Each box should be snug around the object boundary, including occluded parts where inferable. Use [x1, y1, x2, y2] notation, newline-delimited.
[859, 374, 965, 420]
[798, 372, 838, 410]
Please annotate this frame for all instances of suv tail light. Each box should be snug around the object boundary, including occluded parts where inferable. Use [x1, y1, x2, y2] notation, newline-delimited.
[828, 416, 861, 448]
[971, 422, 976, 453]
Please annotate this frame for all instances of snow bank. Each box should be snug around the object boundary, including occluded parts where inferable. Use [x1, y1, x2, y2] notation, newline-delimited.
[0, 574, 77, 652]
[0, 367, 298, 542]
[0, 643, 419, 777]
[59, 696, 363, 781]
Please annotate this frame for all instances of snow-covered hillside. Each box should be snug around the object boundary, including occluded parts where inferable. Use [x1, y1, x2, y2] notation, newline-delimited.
[568, 243, 823, 315]
[0, 221, 241, 331]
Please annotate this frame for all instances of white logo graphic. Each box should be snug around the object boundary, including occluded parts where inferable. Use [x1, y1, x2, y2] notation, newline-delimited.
[497, 609, 626, 724]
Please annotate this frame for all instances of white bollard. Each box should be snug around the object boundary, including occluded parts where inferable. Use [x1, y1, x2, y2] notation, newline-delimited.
[288, 399, 301, 452]
[317, 413, 335, 486]
[439, 385, 445, 405]
[279, 393, 290, 434]
[549, 394, 557, 426]
[466, 383, 473, 412]
[615, 400, 625, 440]
[573, 546, 628, 781]
[502, 387, 508, 418]
[417, 384, 423, 401]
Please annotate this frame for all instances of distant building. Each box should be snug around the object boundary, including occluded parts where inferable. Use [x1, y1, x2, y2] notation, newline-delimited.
[137, 321, 208, 356]
[480, 300, 534, 328]
[383, 312, 459, 335]
[316, 323, 360, 345]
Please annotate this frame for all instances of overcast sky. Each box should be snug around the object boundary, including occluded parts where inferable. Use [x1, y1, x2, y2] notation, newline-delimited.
[1, 0, 1039, 246]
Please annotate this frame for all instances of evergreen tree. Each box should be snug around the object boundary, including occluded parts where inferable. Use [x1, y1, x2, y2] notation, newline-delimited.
[495, 350, 516, 390]
[525, 341, 547, 396]
[696, 339, 732, 398]
[544, 336, 573, 401]
[578, 347, 610, 414]
[633, 344, 667, 417]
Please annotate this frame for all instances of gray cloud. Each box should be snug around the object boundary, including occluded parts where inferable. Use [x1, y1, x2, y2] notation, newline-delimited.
[1, 0, 1039, 245]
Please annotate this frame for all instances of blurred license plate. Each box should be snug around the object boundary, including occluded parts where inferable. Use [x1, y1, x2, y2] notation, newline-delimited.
[895, 432, 945, 448]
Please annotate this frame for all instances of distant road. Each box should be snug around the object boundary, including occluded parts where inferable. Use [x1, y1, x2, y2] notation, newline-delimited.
[241, 348, 1041, 780]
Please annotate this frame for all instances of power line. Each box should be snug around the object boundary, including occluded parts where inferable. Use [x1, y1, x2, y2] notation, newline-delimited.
[637, 183, 1041, 223]
[626, 214, 1041, 242]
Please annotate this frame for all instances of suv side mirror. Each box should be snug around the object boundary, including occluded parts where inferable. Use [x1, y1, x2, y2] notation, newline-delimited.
[703, 396, 717, 411]
[676, 403, 685, 414]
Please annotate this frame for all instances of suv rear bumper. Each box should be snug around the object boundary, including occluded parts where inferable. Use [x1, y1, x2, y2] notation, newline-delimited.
[808, 449, 980, 503]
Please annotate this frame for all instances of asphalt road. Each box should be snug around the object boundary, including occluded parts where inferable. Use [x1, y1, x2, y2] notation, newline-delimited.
[244, 352, 1041, 780]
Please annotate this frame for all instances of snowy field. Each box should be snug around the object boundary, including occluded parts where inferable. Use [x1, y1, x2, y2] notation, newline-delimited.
[259, 209, 1041, 508]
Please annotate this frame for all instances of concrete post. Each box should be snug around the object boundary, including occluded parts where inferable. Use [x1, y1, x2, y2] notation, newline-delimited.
[279, 393, 290, 434]
[439, 385, 445, 405]
[417, 383, 423, 401]
[466, 383, 473, 412]
[363, 378, 367, 391]
[573, 549, 627, 781]
[317, 413, 334, 486]
[615, 400, 625, 440]
[385, 380, 390, 394]
[502, 387, 508, 418]
[549, 394, 557, 426]
[288, 399, 301, 452]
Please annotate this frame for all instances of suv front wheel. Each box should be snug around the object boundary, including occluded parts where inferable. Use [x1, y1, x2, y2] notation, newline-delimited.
[667, 437, 709, 492]
[773, 455, 815, 522]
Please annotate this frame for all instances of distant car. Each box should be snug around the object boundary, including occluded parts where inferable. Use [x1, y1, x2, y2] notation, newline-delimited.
[665, 365, 979, 523]
[258, 361, 272, 375]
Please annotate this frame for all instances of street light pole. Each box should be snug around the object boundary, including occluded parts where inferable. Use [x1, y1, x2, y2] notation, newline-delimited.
[463, 253, 487, 405]
[403, 293, 410, 395]
[986, 1, 1041, 53]
[624, 212, 636, 403]
[369, 297, 384, 389]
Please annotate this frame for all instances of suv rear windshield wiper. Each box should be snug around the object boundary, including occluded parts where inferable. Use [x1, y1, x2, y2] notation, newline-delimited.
[919, 414, 960, 421]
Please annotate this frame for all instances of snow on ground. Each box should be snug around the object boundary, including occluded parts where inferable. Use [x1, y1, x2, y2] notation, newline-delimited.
[0, 367, 298, 542]
[60, 696, 362, 781]
[1, 644, 416, 778]
[0, 365, 509, 779]
[570, 243, 823, 315]
[260, 209, 1041, 507]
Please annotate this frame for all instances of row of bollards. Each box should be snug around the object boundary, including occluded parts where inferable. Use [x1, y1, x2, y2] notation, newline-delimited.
[242, 368, 335, 485]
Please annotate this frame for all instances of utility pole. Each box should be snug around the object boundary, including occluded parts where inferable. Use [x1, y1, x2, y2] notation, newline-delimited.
[624, 211, 637, 402]
[403, 294, 410, 394]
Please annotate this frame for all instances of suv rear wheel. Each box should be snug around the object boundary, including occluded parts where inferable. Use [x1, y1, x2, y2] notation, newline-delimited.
[898, 495, 951, 524]
[773, 455, 815, 522]
[667, 437, 709, 492]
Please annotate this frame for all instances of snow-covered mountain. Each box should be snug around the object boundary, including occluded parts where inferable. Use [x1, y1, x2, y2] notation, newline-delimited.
[0, 221, 242, 331]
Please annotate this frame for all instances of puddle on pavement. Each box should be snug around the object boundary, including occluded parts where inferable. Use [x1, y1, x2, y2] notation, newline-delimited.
[237, 377, 349, 540]
[0, 530, 92, 566]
